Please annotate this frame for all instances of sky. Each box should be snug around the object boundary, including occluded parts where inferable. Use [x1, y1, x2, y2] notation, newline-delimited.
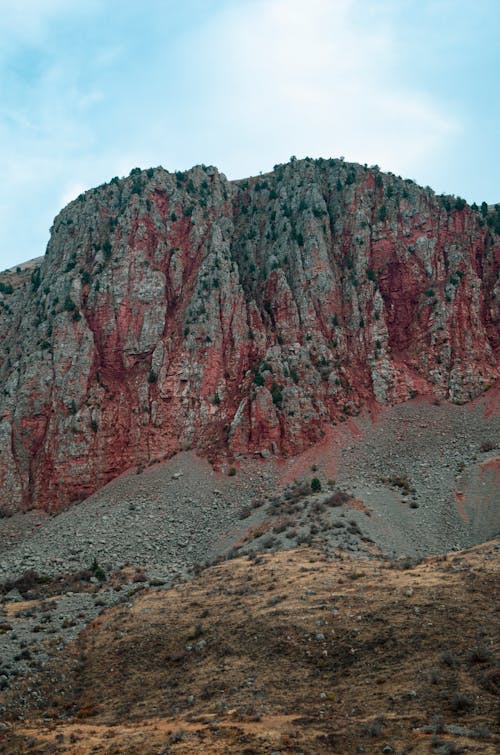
[0, 0, 498, 270]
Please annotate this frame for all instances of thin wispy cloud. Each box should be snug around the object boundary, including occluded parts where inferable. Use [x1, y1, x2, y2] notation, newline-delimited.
[0, 0, 498, 269]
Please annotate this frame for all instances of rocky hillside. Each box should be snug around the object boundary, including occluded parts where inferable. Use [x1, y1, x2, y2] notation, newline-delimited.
[0, 159, 498, 512]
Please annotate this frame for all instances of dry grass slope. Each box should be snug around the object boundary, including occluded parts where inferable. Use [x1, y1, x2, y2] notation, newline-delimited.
[1, 540, 499, 753]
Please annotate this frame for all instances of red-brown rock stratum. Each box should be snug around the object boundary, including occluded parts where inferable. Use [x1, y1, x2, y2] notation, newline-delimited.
[0, 158, 498, 512]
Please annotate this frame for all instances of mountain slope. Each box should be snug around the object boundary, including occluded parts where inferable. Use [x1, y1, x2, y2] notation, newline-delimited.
[0, 159, 498, 512]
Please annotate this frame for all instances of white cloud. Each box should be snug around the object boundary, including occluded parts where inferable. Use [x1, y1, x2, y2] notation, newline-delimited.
[183, 0, 459, 179]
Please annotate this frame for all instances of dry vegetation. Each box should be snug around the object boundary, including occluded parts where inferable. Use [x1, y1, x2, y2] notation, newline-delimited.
[1, 541, 499, 754]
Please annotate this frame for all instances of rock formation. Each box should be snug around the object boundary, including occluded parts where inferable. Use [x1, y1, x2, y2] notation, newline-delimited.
[0, 158, 498, 512]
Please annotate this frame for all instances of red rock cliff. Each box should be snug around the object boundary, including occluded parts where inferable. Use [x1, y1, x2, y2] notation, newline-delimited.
[0, 159, 498, 512]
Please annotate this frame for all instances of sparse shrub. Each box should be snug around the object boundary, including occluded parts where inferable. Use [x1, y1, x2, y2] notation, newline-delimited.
[430, 737, 462, 753]
[289, 480, 310, 499]
[76, 705, 98, 719]
[169, 730, 186, 744]
[297, 531, 313, 545]
[480, 440, 495, 452]
[261, 534, 276, 550]
[382, 475, 412, 495]
[348, 570, 365, 580]
[326, 490, 351, 507]
[1, 569, 44, 598]
[267, 594, 286, 607]
[364, 715, 385, 736]
[478, 666, 500, 695]
[429, 668, 441, 685]
[450, 691, 473, 712]
[466, 645, 492, 664]
[440, 650, 459, 668]
[186, 622, 204, 640]
[272, 520, 288, 534]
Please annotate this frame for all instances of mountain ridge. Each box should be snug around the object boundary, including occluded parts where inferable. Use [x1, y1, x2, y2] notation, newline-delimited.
[0, 157, 498, 512]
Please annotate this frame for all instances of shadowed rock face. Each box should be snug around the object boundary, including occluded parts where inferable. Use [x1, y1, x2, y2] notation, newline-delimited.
[0, 158, 498, 512]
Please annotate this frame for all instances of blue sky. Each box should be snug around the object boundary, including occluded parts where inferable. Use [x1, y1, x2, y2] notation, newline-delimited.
[1, 0, 498, 270]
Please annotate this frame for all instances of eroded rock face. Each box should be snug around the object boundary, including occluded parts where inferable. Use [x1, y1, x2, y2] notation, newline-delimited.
[0, 159, 498, 511]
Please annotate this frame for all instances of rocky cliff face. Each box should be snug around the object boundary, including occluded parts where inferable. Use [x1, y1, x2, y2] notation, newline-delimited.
[0, 158, 498, 512]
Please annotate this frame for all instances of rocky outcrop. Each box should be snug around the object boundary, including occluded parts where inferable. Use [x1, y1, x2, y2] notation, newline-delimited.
[0, 159, 498, 512]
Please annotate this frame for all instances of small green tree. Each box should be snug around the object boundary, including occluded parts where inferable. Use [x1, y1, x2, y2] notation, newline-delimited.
[92, 557, 106, 581]
[311, 477, 322, 493]
[31, 267, 41, 292]
[64, 296, 76, 312]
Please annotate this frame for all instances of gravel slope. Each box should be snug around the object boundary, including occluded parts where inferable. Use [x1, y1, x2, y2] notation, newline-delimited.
[0, 395, 498, 692]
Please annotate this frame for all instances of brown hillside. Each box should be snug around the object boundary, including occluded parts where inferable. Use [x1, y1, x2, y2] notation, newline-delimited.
[1, 541, 498, 753]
